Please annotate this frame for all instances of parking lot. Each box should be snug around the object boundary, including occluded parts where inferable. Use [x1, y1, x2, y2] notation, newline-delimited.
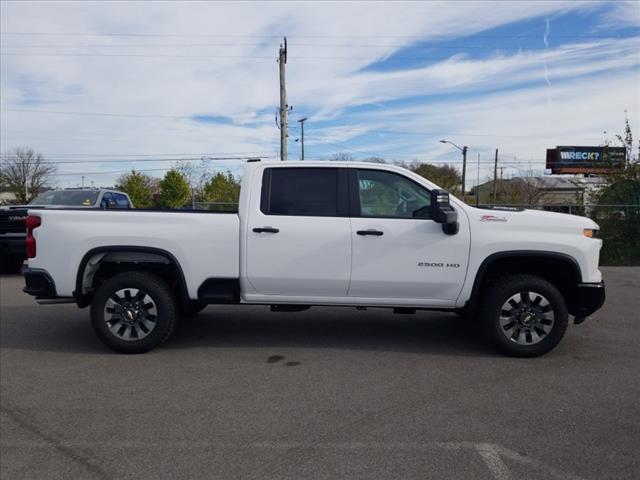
[0, 267, 638, 479]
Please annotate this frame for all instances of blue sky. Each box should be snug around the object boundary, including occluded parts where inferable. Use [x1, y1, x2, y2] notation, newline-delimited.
[1, 1, 639, 188]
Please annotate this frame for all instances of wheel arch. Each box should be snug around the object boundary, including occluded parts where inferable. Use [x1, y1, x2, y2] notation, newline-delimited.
[466, 250, 582, 315]
[74, 246, 189, 307]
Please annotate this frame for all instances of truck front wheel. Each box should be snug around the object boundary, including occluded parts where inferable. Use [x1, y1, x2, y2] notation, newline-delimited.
[90, 271, 177, 354]
[479, 274, 569, 357]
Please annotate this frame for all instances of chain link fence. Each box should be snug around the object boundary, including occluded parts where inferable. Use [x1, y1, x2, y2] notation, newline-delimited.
[481, 203, 639, 266]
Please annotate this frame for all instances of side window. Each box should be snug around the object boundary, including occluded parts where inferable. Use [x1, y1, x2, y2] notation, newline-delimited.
[356, 169, 431, 218]
[100, 192, 113, 208]
[114, 193, 130, 208]
[261, 168, 338, 216]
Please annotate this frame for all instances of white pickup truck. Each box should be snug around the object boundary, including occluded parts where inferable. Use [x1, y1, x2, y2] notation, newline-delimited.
[22, 160, 605, 356]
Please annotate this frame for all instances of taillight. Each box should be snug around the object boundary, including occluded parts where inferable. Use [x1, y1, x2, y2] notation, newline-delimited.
[25, 215, 41, 258]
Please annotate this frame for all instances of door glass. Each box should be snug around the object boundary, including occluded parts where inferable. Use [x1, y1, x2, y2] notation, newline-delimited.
[357, 170, 430, 218]
[262, 168, 338, 216]
[114, 193, 130, 208]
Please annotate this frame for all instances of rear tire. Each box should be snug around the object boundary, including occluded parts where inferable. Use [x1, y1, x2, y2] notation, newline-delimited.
[479, 274, 568, 357]
[90, 271, 177, 353]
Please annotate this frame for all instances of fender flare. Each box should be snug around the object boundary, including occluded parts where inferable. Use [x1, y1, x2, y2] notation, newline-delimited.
[465, 250, 582, 310]
[74, 245, 189, 302]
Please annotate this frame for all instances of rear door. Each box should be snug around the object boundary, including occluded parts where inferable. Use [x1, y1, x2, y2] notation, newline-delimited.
[245, 166, 351, 297]
[348, 168, 470, 304]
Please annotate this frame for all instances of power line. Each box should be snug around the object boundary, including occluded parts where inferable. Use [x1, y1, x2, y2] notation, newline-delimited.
[0, 52, 491, 61]
[1, 108, 191, 119]
[0, 43, 574, 51]
[28, 156, 276, 165]
[0, 32, 625, 39]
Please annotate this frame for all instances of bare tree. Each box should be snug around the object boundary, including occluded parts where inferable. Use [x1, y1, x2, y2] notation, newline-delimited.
[330, 152, 354, 161]
[363, 156, 386, 164]
[0, 147, 57, 203]
[509, 168, 548, 206]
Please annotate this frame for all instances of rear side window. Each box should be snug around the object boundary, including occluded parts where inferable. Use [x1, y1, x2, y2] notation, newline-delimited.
[261, 168, 339, 216]
[114, 193, 130, 208]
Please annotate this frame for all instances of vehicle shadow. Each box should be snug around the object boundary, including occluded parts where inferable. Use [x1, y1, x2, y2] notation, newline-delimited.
[167, 305, 492, 357]
[0, 303, 493, 357]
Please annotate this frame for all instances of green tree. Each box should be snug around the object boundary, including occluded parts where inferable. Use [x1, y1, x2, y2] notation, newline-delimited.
[159, 169, 190, 209]
[409, 162, 462, 196]
[594, 115, 640, 265]
[202, 171, 241, 210]
[116, 170, 156, 208]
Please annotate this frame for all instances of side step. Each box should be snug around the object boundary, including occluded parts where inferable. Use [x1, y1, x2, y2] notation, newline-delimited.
[197, 278, 240, 304]
[270, 305, 310, 312]
[393, 307, 416, 314]
[36, 297, 76, 305]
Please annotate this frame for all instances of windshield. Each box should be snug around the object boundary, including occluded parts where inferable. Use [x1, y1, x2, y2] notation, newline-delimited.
[29, 190, 100, 206]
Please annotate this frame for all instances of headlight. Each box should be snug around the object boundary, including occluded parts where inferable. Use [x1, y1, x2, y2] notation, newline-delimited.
[583, 228, 598, 238]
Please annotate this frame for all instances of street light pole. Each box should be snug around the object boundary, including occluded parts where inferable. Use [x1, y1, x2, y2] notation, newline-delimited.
[297, 117, 307, 160]
[440, 139, 468, 202]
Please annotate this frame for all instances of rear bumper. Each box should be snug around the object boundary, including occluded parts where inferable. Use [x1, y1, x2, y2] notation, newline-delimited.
[571, 281, 605, 319]
[0, 235, 26, 256]
[22, 268, 57, 298]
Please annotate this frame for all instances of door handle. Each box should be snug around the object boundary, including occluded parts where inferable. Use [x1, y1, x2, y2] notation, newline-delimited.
[253, 227, 280, 234]
[357, 229, 384, 236]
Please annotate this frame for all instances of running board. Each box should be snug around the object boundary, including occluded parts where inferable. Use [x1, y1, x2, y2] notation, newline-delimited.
[271, 305, 310, 312]
[36, 297, 76, 305]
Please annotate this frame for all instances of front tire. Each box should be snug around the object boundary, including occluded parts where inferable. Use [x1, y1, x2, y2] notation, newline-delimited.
[479, 274, 569, 357]
[90, 271, 177, 353]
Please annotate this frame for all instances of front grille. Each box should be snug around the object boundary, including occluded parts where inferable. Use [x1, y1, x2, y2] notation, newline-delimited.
[0, 209, 28, 234]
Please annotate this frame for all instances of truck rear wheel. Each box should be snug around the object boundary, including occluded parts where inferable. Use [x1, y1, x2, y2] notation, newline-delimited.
[479, 274, 568, 357]
[90, 271, 177, 354]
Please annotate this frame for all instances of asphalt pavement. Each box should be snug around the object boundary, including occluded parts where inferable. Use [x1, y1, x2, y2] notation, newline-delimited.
[1, 267, 639, 480]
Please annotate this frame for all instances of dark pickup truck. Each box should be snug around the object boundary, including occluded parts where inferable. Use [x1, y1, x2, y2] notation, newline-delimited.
[0, 188, 133, 273]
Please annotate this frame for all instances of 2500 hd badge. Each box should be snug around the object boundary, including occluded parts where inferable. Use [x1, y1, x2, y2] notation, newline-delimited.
[418, 262, 461, 268]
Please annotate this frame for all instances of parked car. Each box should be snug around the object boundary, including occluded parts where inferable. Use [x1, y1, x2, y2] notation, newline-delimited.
[0, 188, 133, 273]
[22, 161, 604, 356]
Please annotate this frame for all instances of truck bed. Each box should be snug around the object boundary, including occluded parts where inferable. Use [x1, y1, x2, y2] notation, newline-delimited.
[28, 209, 240, 298]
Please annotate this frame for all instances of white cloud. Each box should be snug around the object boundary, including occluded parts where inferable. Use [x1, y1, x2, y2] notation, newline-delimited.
[0, 0, 637, 186]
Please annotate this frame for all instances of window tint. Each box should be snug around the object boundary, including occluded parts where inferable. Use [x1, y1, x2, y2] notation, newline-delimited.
[262, 168, 338, 216]
[356, 169, 430, 218]
[114, 193, 130, 208]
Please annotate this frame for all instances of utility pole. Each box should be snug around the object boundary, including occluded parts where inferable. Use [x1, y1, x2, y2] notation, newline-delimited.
[492, 148, 499, 204]
[278, 37, 288, 161]
[297, 117, 307, 160]
[439, 140, 468, 202]
[476, 152, 481, 207]
[461, 146, 468, 203]
[82, 175, 85, 188]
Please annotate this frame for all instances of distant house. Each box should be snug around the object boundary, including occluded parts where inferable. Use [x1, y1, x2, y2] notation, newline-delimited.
[472, 176, 608, 209]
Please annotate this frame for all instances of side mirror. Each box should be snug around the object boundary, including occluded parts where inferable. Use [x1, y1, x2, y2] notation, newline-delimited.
[430, 189, 459, 235]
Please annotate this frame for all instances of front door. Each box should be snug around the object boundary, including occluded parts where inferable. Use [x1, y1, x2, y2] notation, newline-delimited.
[348, 168, 470, 304]
[245, 166, 351, 297]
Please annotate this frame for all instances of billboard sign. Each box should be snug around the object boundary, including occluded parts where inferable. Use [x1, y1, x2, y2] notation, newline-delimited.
[546, 146, 626, 174]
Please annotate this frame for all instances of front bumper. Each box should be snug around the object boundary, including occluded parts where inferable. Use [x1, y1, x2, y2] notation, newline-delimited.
[571, 281, 605, 319]
[22, 268, 57, 299]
